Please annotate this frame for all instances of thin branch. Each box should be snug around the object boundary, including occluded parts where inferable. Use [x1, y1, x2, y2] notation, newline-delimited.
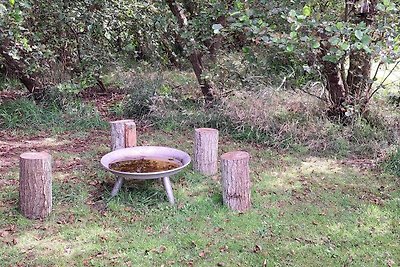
[344, 0, 349, 21]
[296, 81, 329, 103]
[340, 59, 348, 93]
[369, 60, 400, 100]
[277, 68, 294, 90]
[368, 61, 383, 94]
[376, 79, 400, 87]
[277, 67, 328, 102]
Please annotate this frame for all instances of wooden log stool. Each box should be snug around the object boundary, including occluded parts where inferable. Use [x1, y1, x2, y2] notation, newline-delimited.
[221, 151, 251, 212]
[19, 152, 52, 219]
[193, 128, 219, 176]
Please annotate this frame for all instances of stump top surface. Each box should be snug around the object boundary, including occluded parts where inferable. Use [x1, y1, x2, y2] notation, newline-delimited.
[124, 121, 136, 126]
[195, 128, 218, 133]
[20, 152, 51, 160]
[221, 151, 249, 160]
[110, 119, 135, 125]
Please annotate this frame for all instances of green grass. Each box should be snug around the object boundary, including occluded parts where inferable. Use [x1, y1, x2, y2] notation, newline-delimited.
[0, 98, 107, 133]
[382, 147, 400, 177]
[0, 127, 399, 267]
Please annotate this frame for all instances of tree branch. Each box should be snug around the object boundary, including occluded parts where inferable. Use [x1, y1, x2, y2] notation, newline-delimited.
[369, 61, 400, 100]
[296, 81, 329, 103]
[166, 0, 188, 27]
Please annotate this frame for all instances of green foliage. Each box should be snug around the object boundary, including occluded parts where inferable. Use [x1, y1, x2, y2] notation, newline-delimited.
[0, 0, 174, 94]
[0, 76, 22, 91]
[0, 99, 60, 129]
[43, 82, 85, 109]
[279, 1, 400, 64]
[225, 0, 400, 115]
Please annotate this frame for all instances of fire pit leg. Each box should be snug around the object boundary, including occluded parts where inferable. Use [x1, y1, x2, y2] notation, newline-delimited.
[111, 177, 124, 197]
[162, 177, 175, 205]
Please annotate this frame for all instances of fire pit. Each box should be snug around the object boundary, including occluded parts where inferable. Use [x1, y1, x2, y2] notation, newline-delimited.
[101, 146, 191, 204]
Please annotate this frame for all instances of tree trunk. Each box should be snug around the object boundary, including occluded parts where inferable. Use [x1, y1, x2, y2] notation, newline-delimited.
[347, 50, 372, 104]
[318, 34, 347, 116]
[346, 0, 377, 110]
[317, 0, 377, 117]
[166, 0, 215, 104]
[189, 52, 214, 104]
[194, 128, 219, 176]
[322, 59, 346, 113]
[19, 152, 52, 219]
[0, 44, 44, 101]
[221, 151, 251, 212]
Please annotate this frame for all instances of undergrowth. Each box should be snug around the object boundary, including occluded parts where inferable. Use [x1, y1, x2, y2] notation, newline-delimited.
[132, 84, 399, 158]
[0, 98, 107, 132]
[382, 147, 400, 176]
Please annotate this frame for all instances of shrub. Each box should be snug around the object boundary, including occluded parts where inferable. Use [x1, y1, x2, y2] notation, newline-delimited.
[122, 75, 164, 118]
[42, 82, 83, 109]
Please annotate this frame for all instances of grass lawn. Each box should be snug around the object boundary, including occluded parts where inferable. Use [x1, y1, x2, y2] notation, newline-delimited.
[0, 125, 399, 267]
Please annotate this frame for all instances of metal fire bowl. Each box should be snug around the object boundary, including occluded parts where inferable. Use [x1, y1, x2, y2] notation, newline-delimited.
[100, 146, 191, 180]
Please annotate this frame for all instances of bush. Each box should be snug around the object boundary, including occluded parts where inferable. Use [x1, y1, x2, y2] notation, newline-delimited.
[42, 82, 83, 109]
[122, 75, 164, 118]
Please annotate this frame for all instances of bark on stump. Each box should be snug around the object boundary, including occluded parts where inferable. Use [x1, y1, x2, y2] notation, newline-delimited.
[194, 128, 219, 176]
[221, 151, 251, 212]
[109, 119, 137, 197]
[124, 121, 137, 148]
[110, 119, 137, 150]
[19, 152, 52, 219]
